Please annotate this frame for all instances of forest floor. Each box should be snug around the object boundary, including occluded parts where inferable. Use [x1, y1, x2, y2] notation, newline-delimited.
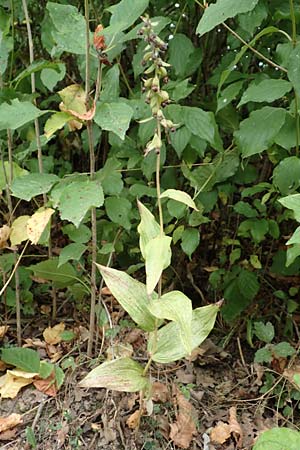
[0, 292, 296, 450]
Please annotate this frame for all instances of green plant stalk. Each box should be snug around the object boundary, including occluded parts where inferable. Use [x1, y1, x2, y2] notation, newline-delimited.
[84, 0, 98, 357]
[289, 0, 300, 155]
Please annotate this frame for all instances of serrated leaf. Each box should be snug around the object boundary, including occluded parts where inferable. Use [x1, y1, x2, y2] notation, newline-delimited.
[27, 208, 54, 244]
[254, 347, 273, 364]
[235, 107, 286, 158]
[11, 173, 59, 201]
[149, 291, 193, 354]
[58, 179, 104, 227]
[160, 189, 198, 211]
[78, 357, 149, 392]
[254, 321, 274, 344]
[94, 102, 133, 140]
[0, 99, 46, 131]
[273, 342, 296, 358]
[238, 79, 292, 107]
[137, 201, 160, 259]
[196, 0, 259, 36]
[58, 243, 87, 267]
[1, 347, 40, 373]
[149, 303, 220, 363]
[145, 235, 172, 295]
[96, 265, 158, 331]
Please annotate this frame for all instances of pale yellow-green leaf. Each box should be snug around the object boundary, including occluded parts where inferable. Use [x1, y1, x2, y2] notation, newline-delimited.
[78, 357, 149, 392]
[137, 200, 160, 259]
[44, 111, 75, 138]
[148, 291, 193, 354]
[96, 264, 158, 331]
[160, 189, 198, 210]
[145, 235, 172, 295]
[27, 208, 54, 244]
[10, 216, 30, 246]
[148, 303, 221, 363]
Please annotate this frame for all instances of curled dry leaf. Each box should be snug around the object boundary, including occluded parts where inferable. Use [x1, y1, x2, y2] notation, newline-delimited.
[210, 406, 243, 448]
[43, 322, 65, 345]
[0, 369, 37, 399]
[229, 406, 243, 447]
[210, 422, 231, 444]
[0, 413, 22, 433]
[0, 225, 10, 249]
[169, 385, 197, 449]
[94, 24, 107, 51]
[34, 372, 57, 397]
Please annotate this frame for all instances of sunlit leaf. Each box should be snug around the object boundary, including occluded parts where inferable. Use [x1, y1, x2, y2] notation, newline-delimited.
[145, 235, 172, 295]
[137, 201, 160, 259]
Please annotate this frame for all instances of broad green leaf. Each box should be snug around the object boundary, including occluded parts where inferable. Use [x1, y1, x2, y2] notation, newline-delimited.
[39, 361, 54, 379]
[273, 342, 296, 358]
[238, 269, 260, 301]
[168, 34, 194, 77]
[274, 113, 299, 150]
[101, 65, 120, 103]
[62, 223, 91, 244]
[160, 189, 198, 211]
[12, 60, 62, 88]
[47, 2, 86, 55]
[181, 228, 200, 259]
[41, 62, 66, 91]
[0, 31, 13, 75]
[171, 79, 195, 102]
[96, 157, 123, 195]
[0, 99, 46, 131]
[105, 196, 132, 230]
[1, 347, 40, 373]
[44, 112, 75, 138]
[217, 81, 244, 112]
[148, 291, 193, 354]
[78, 357, 149, 392]
[145, 235, 172, 295]
[287, 43, 300, 97]
[273, 157, 300, 195]
[94, 102, 133, 140]
[148, 303, 220, 363]
[170, 126, 191, 157]
[58, 243, 87, 267]
[183, 106, 223, 151]
[0, 162, 28, 190]
[238, 2, 268, 35]
[107, 0, 149, 33]
[97, 265, 158, 331]
[137, 201, 160, 259]
[58, 179, 104, 227]
[233, 201, 258, 218]
[254, 347, 273, 364]
[254, 321, 274, 344]
[279, 194, 300, 222]
[253, 428, 300, 450]
[10, 216, 30, 246]
[238, 79, 292, 107]
[287, 226, 300, 246]
[28, 258, 77, 288]
[196, 0, 259, 36]
[11, 173, 59, 201]
[235, 107, 286, 157]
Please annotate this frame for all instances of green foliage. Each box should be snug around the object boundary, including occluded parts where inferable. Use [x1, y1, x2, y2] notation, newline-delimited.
[253, 428, 300, 450]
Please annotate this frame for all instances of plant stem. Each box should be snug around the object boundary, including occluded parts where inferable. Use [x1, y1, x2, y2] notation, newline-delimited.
[289, 0, 300, 155]
[85, 0, 98, 357]
[156, 121, 164, 236]
[289, 0, 297, 46]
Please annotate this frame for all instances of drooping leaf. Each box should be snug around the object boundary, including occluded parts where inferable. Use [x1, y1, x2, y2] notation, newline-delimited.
[107, 0, 149, 33]
[57, 179, 104, 228]
[0, 99, 46, 131]
[160, 189, 198, 211]
[238, 79, 292, 107]
[79, 357, 149, 392]
[1, 347, 40, 373]
[196, 0, 259, 36]
[148, 291, 193, 354]
[137, 201, 160, 259]
[181, 228, 200, 259]
[96, 265, 158, 331]
[234, 107, 286, 158]
[44, 111, 75, 138]
[95, 102, 133, 140]
[28, 258, 77, 288]
[145, 235, 172, 295]
[168, 34, 195, 77]
[11, 173, 59, 201]
[148, 303, 221, 363]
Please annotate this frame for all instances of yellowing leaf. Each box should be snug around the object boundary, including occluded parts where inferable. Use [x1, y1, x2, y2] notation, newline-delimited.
[43, 322, 65, 345]
[10, 216, 30, 246]
[137, 201, 160, 259]
[0, 225, 10, 249]
[0, 369, 37, 399]
[27, 208, 54, 244]
[145, 235, 172, 295]
[58, 84, 96, 120]
[160, 189, 198, 211]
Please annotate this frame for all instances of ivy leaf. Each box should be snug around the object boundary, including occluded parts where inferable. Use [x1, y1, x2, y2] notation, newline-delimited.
[0, 99, 46, 131]
[196, 0, 259, 36]
[235, 107, 286, 157]
[94, 102, 133, 140]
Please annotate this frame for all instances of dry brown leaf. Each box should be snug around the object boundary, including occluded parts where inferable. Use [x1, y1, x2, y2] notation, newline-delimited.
[229, 406, 243, 447]
[0, 361, 8, 372]
[0, 427, 18, 441]
[169, 385, 197, 449]
[23, 338, 47, 349]
[56, 422, 69, 447]
[43, 322, 65, 345]
[0, 370, 37, 399]
[210, 407, 243, 447]
[100, 286, 111, 295]
[283, 364, 300, 386]
[34, 372, 57, 397]
[0, 413, 22, 433]
[0, 326, 9, 339]
[0, 225, 10, 249]
[210, 421, 231, 444]
[126, 410, 141, 429]
[151, 382, 169, 403]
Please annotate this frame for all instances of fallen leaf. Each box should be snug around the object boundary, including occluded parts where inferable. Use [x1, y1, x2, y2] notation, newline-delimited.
[0, 361, 8, 372]
[0, 428, 18, 441]
[43, 322, 65, 345]
[0, 370, 37, 398]
[0, 413, 22, 433]
[0, 326, 9, 339]
[56, 422, 69, 447]
[229, 406, 243, 447]
[151, 382, 169, 403]
[0, 225, 10, 249]
[23, 338, 47, 349]
[169, 385, 197, 449]
[283, 364, 300, 387]
[126, 410, 141, 429]
[210, 421, 231, 444]
[210, 407, 243, 447]
[100, 286, 111, 295]
[176, 369, 195, 384]
[34, 372, 57, 397]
